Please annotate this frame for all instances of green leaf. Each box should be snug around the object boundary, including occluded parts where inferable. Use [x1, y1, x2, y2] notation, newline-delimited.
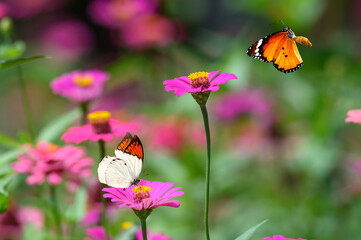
[0, 174, 12, 214]
[0, 148, 23, 166]
[0, 56, 51, 70]
[114, 224, 139, 240]
[37, 109, 79, 142]
[0, 41, 26, 59]
[64, 185, 87, 222]
[0, 192, 8, 214]
[235, 219, 268, 240]
[0, 133, 21, 148]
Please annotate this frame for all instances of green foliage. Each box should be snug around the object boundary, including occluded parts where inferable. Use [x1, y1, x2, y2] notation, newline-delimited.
[0, 56, 50, 70]
[235, 220, 268, 240]
[37, 109, 79, 142]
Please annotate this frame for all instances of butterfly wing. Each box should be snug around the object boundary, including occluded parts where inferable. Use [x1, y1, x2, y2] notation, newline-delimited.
[114, 133, 143, 181]
[247, 28, 310, 73]
[247, 31, 288, 62]
[98, 155, 134, 188]
[273, 38, 303, 73]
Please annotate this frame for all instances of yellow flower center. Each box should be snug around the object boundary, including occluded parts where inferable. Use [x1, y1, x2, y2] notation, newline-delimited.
[121, 221, 133, 230]
[73, 74, 94, 87]
[132, 185, 152, 202]
[188, 71, 210, 89]
[87, 111, 111, 124]
[87, 111, 111, 134]
[46, 143, 59, 153]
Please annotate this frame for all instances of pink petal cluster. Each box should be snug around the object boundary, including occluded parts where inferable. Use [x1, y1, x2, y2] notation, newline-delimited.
[40, 19, 94, 61]
[84, 226, 111, 240]
[51, 70, 109, 103]
[4, 0, 63, 19]
[62, 119, 139, 143]
[135, 228, 171, 240]
[163, 71, 238, 97]
[0, 3, 8, 19]
[88, 0, 158, 28]
[0, 206, 44, 239]
[13, 142, 93, 186]
[264, 235, 306, 240]
[102, 180, 184, 211]
[120, 14, 175, 50]
[345, 109, 361, 124]
[213, 88, 273, 124]
[142, 117, 206, 152]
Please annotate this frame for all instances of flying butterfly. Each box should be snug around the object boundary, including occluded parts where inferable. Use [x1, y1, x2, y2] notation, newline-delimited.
[247, 27, 312, 73]
[98, 132, 144, 189]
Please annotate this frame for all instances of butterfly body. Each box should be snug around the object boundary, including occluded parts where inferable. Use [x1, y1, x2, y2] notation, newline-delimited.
[247, 27, 312, 73]
[98, 132, 143, 189]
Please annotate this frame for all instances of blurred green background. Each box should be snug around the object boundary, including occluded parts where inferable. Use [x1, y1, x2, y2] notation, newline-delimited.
[1, 0, 361, 239]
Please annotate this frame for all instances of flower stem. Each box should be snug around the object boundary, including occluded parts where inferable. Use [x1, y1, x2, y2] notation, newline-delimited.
[140, 217, 148, 240]
[17, 66, 36, 142]
[200, 104, 211, 240]
[98, 140, 109, 239]
[80, 102, 89, 125]
[50, 185, 63, 237]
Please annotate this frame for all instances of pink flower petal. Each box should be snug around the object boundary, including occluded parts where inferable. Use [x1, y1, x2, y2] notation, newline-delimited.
[210, 72, 238, 86]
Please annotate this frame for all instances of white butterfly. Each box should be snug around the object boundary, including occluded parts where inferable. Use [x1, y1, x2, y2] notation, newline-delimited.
[98, 132, 144, 189]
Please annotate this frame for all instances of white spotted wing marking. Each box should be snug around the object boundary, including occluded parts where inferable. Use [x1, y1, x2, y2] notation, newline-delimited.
[98, 155, 134, 188]
[246, 31, 282, 63]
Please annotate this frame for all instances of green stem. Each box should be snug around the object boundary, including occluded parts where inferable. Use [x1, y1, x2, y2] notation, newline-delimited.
[50, 185, 63, 237]
[80, 102, 89, 125]
[140, 217, 148, 240]
[200, 105, 211, 240]
[98, 140, 109, 239]
[17, 66, 36, 142]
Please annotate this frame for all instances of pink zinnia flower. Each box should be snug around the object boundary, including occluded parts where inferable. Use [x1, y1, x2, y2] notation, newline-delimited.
[62, 111, 139, 143]
[135, 228, 171, 240]
[345, 109, 361, 124]
[51, 70, 109, 103]
[120, 14, 175, 50]
[84, 226, 112, 240]
[146, 118, 186, 152]
[40, 19, 94, 61]
[164, 71, 237, 97]
[88, 0, 158, 28]
[102, 180, 184, 211]
[13, 142, 92, 186]
[4, 0, 63, 19]
[213, 88, 273, 124]
[264, 235, 307, 240]
[0, 3, 8, 19]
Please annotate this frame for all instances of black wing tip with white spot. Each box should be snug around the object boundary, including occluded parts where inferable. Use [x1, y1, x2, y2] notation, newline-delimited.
[273, 62, 304, 73]
[246, 32, 283, 63]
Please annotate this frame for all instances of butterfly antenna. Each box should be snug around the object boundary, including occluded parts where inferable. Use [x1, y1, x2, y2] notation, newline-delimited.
[279, 19, 286, 27]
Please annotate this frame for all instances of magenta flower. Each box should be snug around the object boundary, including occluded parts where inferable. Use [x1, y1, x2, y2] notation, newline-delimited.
[213, 88, 273, 124]
[88, 0, 158, 28]
[51, 70, 109, 103]
[4, 0, 63, 19]
[164, 71, 237, 105]
[40, 19, 94, 61]
[13, 142, 93, 186]
[84, 226, 112, 240]
[62, 111, 139, 144]
[264, 235, 306, 240]
[0, 3, 8, 18]
[120, 14, 175, 50]
[135, 228, 171, 240]
[345, 109, 361, 124]
[102, 179, 184, 211]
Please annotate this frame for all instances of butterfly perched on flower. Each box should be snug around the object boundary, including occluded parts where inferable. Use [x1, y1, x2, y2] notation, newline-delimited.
[247, 27, 312, 73]
[98, 132, 143, 189]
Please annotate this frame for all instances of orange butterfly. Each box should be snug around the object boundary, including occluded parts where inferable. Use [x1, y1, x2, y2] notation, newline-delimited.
[247, 27, 312, 73]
